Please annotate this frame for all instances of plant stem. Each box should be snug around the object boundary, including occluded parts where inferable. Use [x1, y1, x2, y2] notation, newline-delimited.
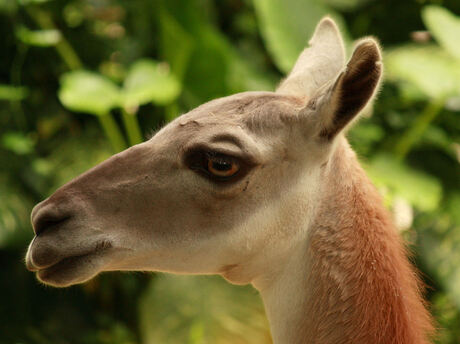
[98, 115, 127, 152]
[121, 108, 143, 146]
[25, 6, 83, 70]
[394, 99, 445, 160]
[10, 44, 29, 129]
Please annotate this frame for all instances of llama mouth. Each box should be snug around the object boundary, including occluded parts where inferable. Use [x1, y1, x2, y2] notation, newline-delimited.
[35, 244, 113, 287]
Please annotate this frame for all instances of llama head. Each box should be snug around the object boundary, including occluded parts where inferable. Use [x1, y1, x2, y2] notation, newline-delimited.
[25, 17, 382, 287]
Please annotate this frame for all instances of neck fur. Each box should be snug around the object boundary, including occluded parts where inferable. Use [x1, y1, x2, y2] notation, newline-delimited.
[256, 139, 434, 344]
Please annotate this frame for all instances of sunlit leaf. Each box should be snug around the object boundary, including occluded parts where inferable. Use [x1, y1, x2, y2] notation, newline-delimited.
[386, 45, 460, 100]
[253, 0, 346, 73]
[58, 71, 120, 116]
[123, 59, 181, 108]
[139, 275, 270, 344]
[365, 154, 442, 211]
[422, 5, 460, 60]
[0, 84, 28, 101]
[16, 26, 61, 47]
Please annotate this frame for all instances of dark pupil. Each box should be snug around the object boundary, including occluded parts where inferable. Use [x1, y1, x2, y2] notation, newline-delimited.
[212, 160, 232, 171]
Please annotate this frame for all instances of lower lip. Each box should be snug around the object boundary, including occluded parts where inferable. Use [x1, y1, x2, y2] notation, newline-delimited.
[37, 251, 100, 283]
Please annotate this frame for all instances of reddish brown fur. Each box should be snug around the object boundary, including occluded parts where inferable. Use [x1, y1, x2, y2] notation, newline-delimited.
[298, 140, 434, 343]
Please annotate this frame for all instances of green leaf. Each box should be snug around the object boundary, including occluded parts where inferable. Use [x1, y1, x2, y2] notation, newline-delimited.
[386, 45, 460, 100]
[58, 71, 120, 116]
[139, 275, 270, 344]
[157, 0, 275, 108]
[16, 26, 61, 47]
[422, 5, 460, 60]
[1, 132, 35, 155]
[0, 84, 28, 101]
[158, 7, 194, 81]
[365, 154, 442, 211]
[122, 59, 181, 108]
[253, 0, 346, 73]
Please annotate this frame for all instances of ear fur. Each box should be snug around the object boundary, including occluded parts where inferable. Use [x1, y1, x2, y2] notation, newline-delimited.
[277, 17, 346, 97]
[314, 38, 383, 140]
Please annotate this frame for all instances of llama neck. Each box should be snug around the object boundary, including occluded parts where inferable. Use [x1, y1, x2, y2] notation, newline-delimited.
[257, 140, 433, 344]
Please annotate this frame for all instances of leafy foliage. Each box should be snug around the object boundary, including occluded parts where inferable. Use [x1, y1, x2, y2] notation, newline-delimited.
[365, 154, 442, 211]
[386, 45, 460, 101]
[0, 0, 459, 343]
[253, 0, 348, 72]
[59, 71, 120, 116]
[423, 5, 460, 60]
[123, 60, 181, 108]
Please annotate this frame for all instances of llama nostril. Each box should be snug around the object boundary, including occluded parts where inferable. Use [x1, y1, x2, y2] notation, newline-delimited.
[32, 205, 72, 236]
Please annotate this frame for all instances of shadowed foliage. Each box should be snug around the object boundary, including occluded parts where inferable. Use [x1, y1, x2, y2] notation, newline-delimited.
[0, 0, 459, 343]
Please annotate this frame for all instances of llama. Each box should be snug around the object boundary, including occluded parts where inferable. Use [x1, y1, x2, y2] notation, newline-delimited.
[25, 18, 434, 343]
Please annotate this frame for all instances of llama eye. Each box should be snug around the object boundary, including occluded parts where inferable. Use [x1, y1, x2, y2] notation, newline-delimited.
[207, 155, 240, 178]
[184, 149, 249, 183]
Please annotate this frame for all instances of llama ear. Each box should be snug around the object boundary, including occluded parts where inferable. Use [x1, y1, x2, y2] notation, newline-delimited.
[276, 17, 346, 97]
[310, 38, 383, 140]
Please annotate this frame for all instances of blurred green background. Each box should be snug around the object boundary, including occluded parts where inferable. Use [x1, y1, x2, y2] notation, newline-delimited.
[0, 0, 459, 343]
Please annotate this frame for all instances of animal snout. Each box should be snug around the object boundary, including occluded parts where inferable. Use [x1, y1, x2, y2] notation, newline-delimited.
[31, 200, 73, 236]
